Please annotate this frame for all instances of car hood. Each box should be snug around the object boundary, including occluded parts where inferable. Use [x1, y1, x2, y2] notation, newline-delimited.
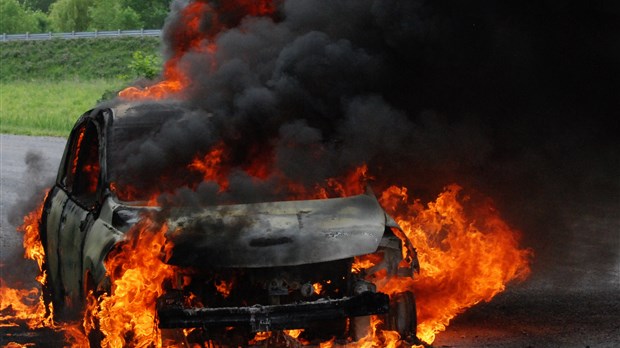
[164, 193, 388, 268]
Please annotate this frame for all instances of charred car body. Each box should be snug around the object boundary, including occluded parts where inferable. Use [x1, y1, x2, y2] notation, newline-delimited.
[39, 102, 420, 345]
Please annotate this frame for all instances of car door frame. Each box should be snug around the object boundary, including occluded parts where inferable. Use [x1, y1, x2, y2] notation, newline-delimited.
[42, 109, 108, 320]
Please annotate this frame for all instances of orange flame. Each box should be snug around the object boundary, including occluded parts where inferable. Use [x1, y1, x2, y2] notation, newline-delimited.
[0, 282, 48, 328]
[118, 0, 277, 101]
[307, 185, 531, 347]
[312, 282, 323, 295]
[109, 181, 159, 205]
[92, 219, 175, 347]
[0, 192, 54, 329]
[284, 329, 303, 339]
[188, 142, 230, 191]
[118, 1, 205, 101]
[71, 129, 85, 178]
[2, 343, 35, 348]
[118, 79, 186, 101]
[214, 280, 233, 298]
[351, 254, 380, 274]
[5, 176, 531, 348]
[321, 165, 373, 199]
[19, 194, 48, 274]
[249, 331, 272, 345]
[377, 184, 533, 343]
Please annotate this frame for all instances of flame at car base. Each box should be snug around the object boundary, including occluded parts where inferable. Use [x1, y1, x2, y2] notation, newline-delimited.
[378, 185, 533, 344]
[4, 177, 531, 347]
[0, 195, 54, 330]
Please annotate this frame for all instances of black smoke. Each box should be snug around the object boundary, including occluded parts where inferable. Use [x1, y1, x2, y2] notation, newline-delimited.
[109, 0, 619, 289]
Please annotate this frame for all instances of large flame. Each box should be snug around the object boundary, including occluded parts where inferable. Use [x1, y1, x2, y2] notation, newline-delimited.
[289, 184, 532, 348]
[93, 220, 175, 347]
[0, 193, 54, 329]
[3, 171, 531, 347]
[377, 185, 533, 344]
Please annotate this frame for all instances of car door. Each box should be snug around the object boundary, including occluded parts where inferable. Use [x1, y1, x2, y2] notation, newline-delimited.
[48, 117, 103, 318]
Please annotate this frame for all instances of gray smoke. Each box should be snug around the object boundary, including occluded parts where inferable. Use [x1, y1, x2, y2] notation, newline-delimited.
[2, 151, 55, 287]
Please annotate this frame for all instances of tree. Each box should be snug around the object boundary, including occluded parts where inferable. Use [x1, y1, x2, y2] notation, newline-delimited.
[30, 8, 51, 32]
[127, 50, 162, 79]
[20, 0, 54, 12]
[89, 0, 142, 31]
[0, 0, 43, 33]
[123, 0, 170, 29]
[49, 0, 92, 32]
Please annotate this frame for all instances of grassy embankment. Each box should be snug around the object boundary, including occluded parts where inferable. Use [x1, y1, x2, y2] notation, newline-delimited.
[0, 37, 161, 136]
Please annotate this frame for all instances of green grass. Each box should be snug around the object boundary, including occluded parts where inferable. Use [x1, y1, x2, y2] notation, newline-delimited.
[0, 37, 161, 81]
[0, 37, 162, 136]
[0, 79, 126, 136]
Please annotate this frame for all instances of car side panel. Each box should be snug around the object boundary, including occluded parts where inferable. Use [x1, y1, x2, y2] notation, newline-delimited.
[43, 187, 68, 307]
[82, 198, 126, 291]
[58, 198, 91, 314]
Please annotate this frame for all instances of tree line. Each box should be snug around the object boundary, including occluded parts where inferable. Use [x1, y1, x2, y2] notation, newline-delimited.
[1, 0, 170, 34]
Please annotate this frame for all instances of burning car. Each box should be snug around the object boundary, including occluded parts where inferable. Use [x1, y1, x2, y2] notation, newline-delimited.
[39, 101, 420, 346]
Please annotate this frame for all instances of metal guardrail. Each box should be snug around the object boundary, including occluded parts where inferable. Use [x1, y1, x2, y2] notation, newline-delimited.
[1, 29, 162, 42]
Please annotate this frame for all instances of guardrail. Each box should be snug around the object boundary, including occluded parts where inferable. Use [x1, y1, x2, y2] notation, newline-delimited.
[1, 29, 162, 42]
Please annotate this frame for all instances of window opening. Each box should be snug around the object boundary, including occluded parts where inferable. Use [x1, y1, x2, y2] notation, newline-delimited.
[67, 122, 101, 203]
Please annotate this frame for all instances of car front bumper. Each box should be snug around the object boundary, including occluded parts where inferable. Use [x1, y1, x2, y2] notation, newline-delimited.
[157, 291, 389, 332]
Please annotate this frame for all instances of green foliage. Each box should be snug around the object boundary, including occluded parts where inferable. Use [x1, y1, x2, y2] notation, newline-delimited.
[0, 79, 124, 136]
[98, 87, 122, 103]
[49, 0, 92, 32]
[30, 9, 51, 32]
[0, 0, 44, 33]
[0, 37, 161, 81]
[127, 50, 162, 79]
[3, 0, 171, 33]
[88, 0, 142, 31]
[20, 0, 54, 12]
[122, 0, 170, 29]
[88, 0, 170, 30]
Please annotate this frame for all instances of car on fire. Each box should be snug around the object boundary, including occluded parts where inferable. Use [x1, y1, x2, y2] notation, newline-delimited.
[39, 102, 420, 345]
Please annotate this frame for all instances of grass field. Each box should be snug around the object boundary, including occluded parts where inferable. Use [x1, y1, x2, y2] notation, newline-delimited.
[0, 37, 162, 136]
[0, 80, 126, 136]
[1, 37, 160, 82]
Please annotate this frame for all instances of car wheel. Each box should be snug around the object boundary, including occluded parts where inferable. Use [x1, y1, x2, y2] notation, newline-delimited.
[385, 291, 417, 342]
[350, 315, 371, 341]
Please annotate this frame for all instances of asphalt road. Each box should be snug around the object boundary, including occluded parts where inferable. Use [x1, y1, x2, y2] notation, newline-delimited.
[0, 134, 66, 278]
[0, 134, 618, 347]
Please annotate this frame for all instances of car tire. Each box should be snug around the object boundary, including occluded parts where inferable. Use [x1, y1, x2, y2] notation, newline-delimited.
[385, 291, 417, 342]
[350, 315, 371, 341]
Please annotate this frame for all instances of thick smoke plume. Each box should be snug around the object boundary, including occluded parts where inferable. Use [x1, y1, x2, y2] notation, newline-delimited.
[108, 0, 618, 289]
